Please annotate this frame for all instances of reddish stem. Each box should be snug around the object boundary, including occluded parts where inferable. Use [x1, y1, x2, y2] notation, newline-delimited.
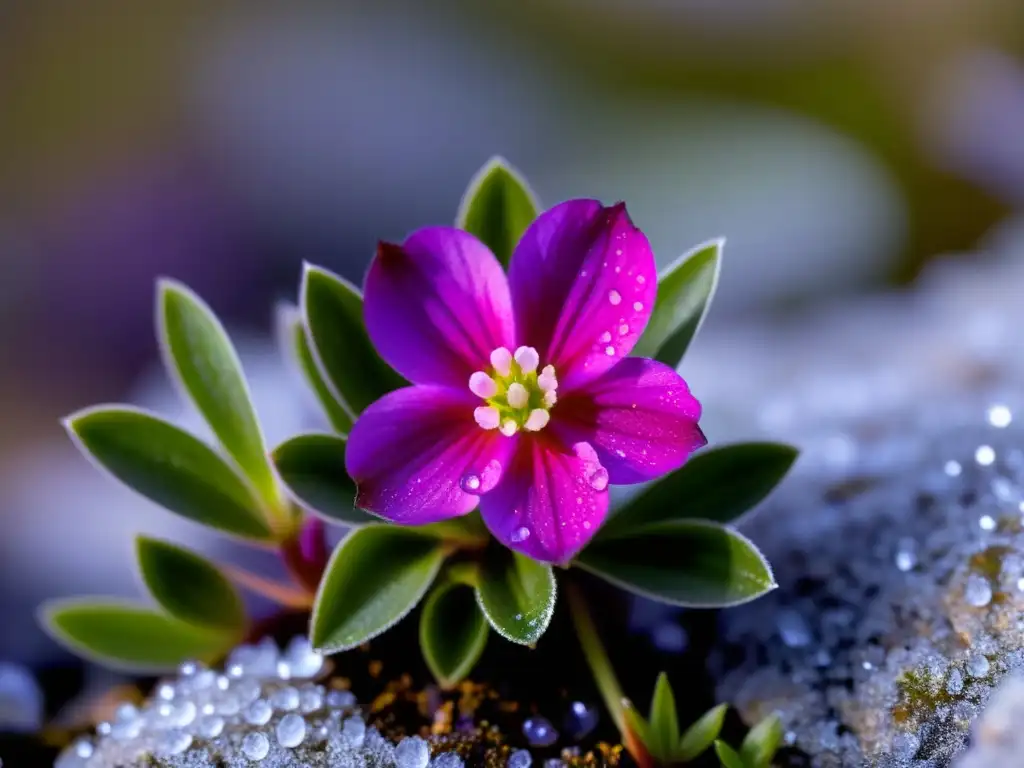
[280, 517, 328, 595]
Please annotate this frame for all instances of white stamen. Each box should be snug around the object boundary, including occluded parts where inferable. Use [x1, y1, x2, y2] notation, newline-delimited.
[469, 371, 498, 399]
[474, 406, 500, 430]
[543, 390, 557, 407]
[499, 419, 518, 436]
[490, 347, 513, 376]
[514, 346, 540, 374]
[537, 365, 558, 392]
[524, 409, 550, 431]
[506, 383, 529, 409]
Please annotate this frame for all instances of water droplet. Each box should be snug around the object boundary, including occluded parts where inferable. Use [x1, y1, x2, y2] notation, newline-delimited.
[523, 716, 559, 747]
[582, 520, 591, 530]
[178, 660, 199, 677]
[608, 290, 622, 306]
[988, 404, 1013, 427]
[511, 526, 530, 543]
[964, 573, 993, 607]
[507, 749, 533, 768]
[599, 331, 612, 343]
[515, 613, 523, 621]
[300, 685, 324, 713]
[618, 323, 629, 335]
[342, 716, 366, 747]
[636, 275, 646, 284]
[326, 689, 356, 710]
[895, 548, 917, 572]
[604, 346, 615, 356]
[241, 731, 270, 760]
[270, 685, 300, 711]
[277, 712, 307, 748]
[944, 460, 962, 477]
[614, 448, 626, 458]
[284, 636, 323, 678]
[460, 474, 482, 493]
[157, 730, 192, 757]
[588, 467, 610, 491]
[777, 609, 812, 648]
[633, 301, 643, 311]
[564, 701, 599, 740]
[245, 699, 273, 726]
[580, 270, 587, 277]
[615, 249, 623, 256]
[396, 735, 431, 768]
[967, 654, 990, 677]
[976, 445, 996, 466]
[614, 266, 621, 273]
[980, 514, 996, 531]
[197, 714, 225, 739]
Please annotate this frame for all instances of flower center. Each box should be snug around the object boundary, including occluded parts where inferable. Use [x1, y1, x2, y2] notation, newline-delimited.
[469, 346, 558, 436]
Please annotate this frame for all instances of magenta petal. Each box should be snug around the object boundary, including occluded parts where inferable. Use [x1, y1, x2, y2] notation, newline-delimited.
[508, 200, 657, 390]
[364, 227, 515, 387]
[479, 437, 609, 563]
[345, 386, 513, 524]
[553, 357, 706, 485]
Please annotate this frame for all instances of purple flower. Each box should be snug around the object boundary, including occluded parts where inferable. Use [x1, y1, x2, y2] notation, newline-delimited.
[345, 200, 706, 563]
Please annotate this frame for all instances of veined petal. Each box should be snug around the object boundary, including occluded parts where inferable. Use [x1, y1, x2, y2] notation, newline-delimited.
[364, 228, 514, 387]
[508, 200, 657, 390]
[553, 357, 706, 485]
[479, 437, 609, 563]
[345, 386, 513, 524]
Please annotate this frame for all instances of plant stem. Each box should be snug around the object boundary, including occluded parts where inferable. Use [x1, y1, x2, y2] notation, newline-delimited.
[565, 579, 626, 734]
[280, 517, 328, 595]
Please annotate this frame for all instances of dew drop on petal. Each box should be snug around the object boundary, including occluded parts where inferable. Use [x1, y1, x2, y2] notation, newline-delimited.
[604, 346, 615, 356]
[633, 301, 644, 312]
[608, 290, 622, 306]
[479, 459, 503, 493]
[636, 275, 646, 284]
[599, 331, 611, 343]
[618, 324, 629, 335]
[588, 468, 610, 492]
[511, 526, 531, 543]
[460, 474, 482, 493]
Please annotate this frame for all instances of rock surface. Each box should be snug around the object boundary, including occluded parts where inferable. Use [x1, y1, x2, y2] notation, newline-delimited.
[694, 220, 1024, 766]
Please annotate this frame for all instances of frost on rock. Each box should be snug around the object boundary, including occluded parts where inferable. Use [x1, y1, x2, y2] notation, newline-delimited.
[710, 398, 1024, 768]
[659, 227, 1024, 767]
[52, 636, 476, 768]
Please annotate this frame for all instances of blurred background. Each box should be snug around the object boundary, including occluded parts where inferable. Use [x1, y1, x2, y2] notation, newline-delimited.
[3, 0, 1024, 716]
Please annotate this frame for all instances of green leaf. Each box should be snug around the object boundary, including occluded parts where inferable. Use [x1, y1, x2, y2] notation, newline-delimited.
[66, 406, 271, 540]
[158, 280, 278, 501]
[311, 525, 445, 653]
[475, 544, 556, 646]
[740, 715, 783, 768]
[276, 302, 353, 434]
[678, 704, 729, 762]
[601, 442, 798, 537]
[301, 264, 405, 415]
[576, 520, 776, 608]
[136, 536, 246, 632]
[714, 740, 746, 768]
[40, 599, 230, 673]
[633, 238, 722, 365]
[272, 433, 376, 526]
[419, 579, 489, 688]
[456, 156, 540, 268]
[648, 673, 680, 763]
